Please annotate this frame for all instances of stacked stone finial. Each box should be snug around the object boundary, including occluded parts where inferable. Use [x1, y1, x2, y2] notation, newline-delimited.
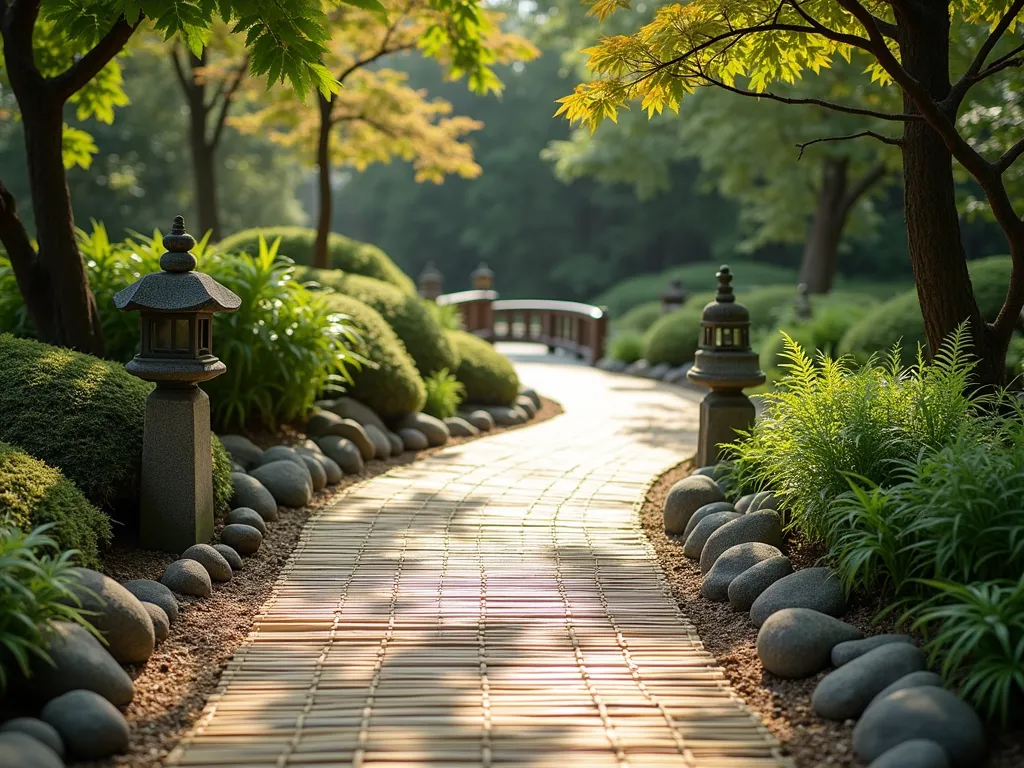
[160, 216, 198, 273]
[715, 265, 735, 303]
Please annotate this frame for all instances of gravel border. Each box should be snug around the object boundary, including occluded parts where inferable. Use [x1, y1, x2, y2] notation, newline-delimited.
[639, 460, 1024, 768]
[82, 397, 563, 768]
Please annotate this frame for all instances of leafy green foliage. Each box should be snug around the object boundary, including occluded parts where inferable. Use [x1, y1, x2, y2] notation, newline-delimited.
[840, 257, 1013, 365]
[313, 271, 458, 377]
[322, 293, 426, 420]
[211, 436, 233, 517]
[0, 333, 231, 519]
[422, 368, 466, 420]
[446, 329, 519, 405]
[612, 301, 662, 335]
[909, 578, 1024, 724]
[0, 443, 110, 569]
[724, 328, 983, 542]
[642, 303, 705, 367]
[217, 227, 415, 295]
[423, 300, 464, 332]
[607, 331, 646, 363]
[0, 525, 98, 691]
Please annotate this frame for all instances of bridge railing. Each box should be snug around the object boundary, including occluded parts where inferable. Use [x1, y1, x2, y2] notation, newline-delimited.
[436, 284, 607, 365]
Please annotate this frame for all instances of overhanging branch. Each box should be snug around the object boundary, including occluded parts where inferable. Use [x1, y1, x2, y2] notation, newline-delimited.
[949, 0, 1024, 108]
[796, 132, 902, 159]
[51, 15, 138, 101]
[211, 55, 250, 148]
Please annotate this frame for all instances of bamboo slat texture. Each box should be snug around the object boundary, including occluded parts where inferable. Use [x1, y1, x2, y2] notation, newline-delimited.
[167, 354, 790, 767]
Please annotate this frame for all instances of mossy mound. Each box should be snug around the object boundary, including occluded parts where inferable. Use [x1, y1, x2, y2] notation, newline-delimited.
[643, 304, 706, 366]
[0, 442, 111, 567]
[446, 330, 520, 406]
[325, 294, 426, 419]
[217, 226, 416, 295]
[839, 256, 1012, 364]
[613, 301, 664, 335]
[0, 334, 232, 519]
[313, 271, 458, 377]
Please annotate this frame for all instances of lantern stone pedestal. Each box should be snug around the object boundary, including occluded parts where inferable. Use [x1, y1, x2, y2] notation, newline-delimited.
[141, 386, 215, 552]
[114, 216, 241, 554]
[687, 266, 766, 466]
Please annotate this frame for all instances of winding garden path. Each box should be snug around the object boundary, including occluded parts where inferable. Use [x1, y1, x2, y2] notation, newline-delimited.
[167, 347, 787, 768]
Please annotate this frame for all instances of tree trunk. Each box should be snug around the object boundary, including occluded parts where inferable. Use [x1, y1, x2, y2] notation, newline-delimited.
[21, 102, 104, 353]
[313, 95, 334, 270]
[896, 5, 1004, 385]
[798, 157, 848, 294]
[184, 54, 221, 240]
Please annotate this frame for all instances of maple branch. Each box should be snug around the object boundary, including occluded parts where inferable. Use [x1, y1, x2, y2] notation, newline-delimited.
[840, 162, 887, 211]
[974, 43, 1024, 82]
[168, 46, 191, 94]
[997, 137, 1024, 173]
[949, 0, 1024, 108]
[1, 0, 45, 92]
[787, 1, 877, 48]
[694, 71, 921, 122]
[796, 132, 902, 159]
[211, 55, 250, 148]
[51, 15, 138, 101]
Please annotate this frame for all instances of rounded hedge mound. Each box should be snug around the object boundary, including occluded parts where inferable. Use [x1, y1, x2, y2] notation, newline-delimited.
[216, 227, 416, 295]
[313, 271, 458, 377]
[613, 301, 663, 335]
[0, 334, 233, 518]
[446, 330, 520, 406]
[839, 256, 1012, 364]
[643, 304, 706, 366]
[0, 442, 111, 567]
[324, 294, 426, 419]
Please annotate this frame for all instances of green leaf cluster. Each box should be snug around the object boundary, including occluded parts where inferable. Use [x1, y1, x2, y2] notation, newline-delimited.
[422, 367, 466, 419]
[0, 525, 98, 691]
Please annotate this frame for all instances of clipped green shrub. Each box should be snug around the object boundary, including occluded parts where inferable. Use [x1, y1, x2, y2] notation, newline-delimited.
[613, 301, 663, 335]
[446, 330, 520, 406]
[0, 525, 99, 690]
[0, 334, 233, 518]
[0, 444, 111, 568]
[312, 271, 458, 377]
[607, 331, 646, 363]
[212, 437, 233, 515]
[840, 256, 1012, 364]
[324, 293, 426, 419]
[216, 226, 416, 295]
[422, 369, 466, 420]
[592, 261, 797, 317]
[643, 302, 706, 366]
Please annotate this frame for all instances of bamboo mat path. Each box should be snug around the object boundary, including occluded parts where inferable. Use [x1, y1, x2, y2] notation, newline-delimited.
[167, 351, 789, 767]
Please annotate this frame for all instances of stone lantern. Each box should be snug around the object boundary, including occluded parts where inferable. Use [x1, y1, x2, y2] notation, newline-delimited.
[795, 282, 812, 320]
[114, 216, 241, 553]
[686, 265, 766, 466]
[471, 263, 495, 291]
[661, 278, 687, 313]
[418, 261, 444, 301]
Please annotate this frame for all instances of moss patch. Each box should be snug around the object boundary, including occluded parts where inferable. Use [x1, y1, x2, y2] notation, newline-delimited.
[0, 442, 111, 567]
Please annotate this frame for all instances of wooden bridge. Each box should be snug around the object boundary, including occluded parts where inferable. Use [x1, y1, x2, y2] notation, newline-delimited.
[428, 265, 608, 365]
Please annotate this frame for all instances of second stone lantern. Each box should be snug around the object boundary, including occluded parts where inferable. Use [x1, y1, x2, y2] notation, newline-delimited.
[686, 265, 766, 466]
[114, 216, 241, 553]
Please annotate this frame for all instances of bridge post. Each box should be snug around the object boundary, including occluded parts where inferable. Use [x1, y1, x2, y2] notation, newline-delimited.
[591, 311, 607, 366]
[418, 262, 444, 300]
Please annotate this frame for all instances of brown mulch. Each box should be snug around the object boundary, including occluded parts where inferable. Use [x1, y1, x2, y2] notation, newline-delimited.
[639, 460, 1024, 768]
[84, 397, 563, 768]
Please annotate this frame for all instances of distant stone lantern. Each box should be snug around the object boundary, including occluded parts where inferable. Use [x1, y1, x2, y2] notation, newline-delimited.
[471, 263, 495, 291]
[114, 216, 241, 553]
[418, 261, 444, 301]
[661, 278, 688, 313]
[795, 282, 812, 320]
[687, 265, 766, 466]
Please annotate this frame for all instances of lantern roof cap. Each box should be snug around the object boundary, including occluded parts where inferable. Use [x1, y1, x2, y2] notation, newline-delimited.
[472, 262, 494, 279]
[114, 216, 241, 314]
[701, 265, 749, 324]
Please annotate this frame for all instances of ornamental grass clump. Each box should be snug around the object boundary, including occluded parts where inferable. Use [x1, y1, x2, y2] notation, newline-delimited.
[724, 326, 982, 542]
[0, 525, 97, 691]
[423, 369, 466, 420]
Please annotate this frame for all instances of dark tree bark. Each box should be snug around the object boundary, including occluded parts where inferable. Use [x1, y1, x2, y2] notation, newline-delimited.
[0, 3, 134, 355]
[798, 157, 886, 294]
[894, 3, 1010, 385]
[313, 94, 335, 270]
[170, 49, 248, 241]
